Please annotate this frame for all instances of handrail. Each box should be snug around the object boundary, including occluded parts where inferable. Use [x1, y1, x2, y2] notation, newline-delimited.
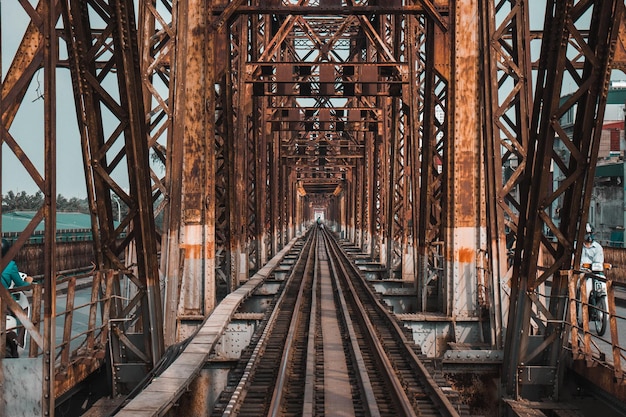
[567, 268, 625, 381]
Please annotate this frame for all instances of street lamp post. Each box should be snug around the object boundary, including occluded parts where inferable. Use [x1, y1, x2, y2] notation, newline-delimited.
[111, 194, 121, 224]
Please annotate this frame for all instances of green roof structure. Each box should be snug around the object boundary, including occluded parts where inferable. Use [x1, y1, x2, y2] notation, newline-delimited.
[595, 162, 624, 178]
[2, 211, 96, 243]
[2, 211, 93, 233]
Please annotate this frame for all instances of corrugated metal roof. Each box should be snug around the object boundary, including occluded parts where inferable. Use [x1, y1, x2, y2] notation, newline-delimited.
[2, 211, 93, 233]
[595, 162, 624, 178]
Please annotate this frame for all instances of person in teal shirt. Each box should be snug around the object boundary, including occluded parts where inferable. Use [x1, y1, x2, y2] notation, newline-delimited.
[1, 239, 32, 289]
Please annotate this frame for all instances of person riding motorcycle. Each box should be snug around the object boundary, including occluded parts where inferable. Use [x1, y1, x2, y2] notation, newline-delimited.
[581, 232, 604, 274]
[579, 231, 608, 335]
[1, 238, 33, 290]
[1, 238, 33, 356]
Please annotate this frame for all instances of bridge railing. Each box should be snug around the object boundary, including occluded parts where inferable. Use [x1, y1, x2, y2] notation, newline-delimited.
[0, 269, 118, 399]
[567, 268, 625, 382]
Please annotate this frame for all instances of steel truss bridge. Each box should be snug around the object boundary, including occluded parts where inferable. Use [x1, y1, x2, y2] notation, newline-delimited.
[2, 0, 626, 415]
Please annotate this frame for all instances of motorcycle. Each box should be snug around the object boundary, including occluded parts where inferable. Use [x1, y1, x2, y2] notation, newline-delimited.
[577, 265, 609, 336]
[5, 272, 32, 357]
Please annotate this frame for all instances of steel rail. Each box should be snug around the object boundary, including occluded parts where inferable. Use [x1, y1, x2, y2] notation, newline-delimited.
[115, 239, 300, 417]
[321, 231, 382, 417]
[267, 230, 317, 417]
[221, 236, 313, 416]
[322, 229, 461, 417]
[302, 231, 321, 416]
[322, 230, 418, 417]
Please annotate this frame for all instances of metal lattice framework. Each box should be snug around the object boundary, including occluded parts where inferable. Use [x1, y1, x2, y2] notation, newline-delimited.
[503, 0, 624, 402]
[481, 0, 533, 350]
[4, 1, 626, 414]
[61, 0, 164, 396]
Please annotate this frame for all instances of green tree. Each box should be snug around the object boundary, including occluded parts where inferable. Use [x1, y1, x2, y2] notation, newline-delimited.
[2, 191, 89, 213]
[1, 190, 44, 211]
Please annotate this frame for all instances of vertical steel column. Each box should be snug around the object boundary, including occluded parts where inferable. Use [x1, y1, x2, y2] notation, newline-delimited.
[214, 2, 236, 297]
[43, 1, 57, 412]
[364, 128, 375, 258]
[354, 150, 364, 248]
[346, 170, 354, 240]
[480, 0, 532, 349]
[385, 95, 400, 275]
[138, 0, 180, 346]
[247, 12, 263, 270]
[215, 73, 231, 298]
[445, 0, 483, 317]
[117, 0, 165, 372]
[271, 127, 280, 255]
[257, 114, 269, 265]
[228, 14, 249, 287]
[0, 2, 59, 410]
[170, 0, 216, 340]
[287, 169, 295, 240]
[408, 14, 429, 309]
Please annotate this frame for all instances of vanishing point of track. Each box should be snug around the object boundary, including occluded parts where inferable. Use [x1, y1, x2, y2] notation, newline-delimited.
[211, 227, 466, 416]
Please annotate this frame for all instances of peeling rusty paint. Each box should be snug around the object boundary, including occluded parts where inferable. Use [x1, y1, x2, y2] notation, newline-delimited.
[181, 243, 203, 259]
[458, 247, 474, 263]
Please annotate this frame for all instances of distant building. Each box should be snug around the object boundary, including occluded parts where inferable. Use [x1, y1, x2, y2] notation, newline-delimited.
[590, 162, 625, 247]
[2, 211, 95, 243]
[553, 82, 626, 247]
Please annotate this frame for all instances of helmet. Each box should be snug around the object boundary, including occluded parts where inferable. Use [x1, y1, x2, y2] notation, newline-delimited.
[584, 233, 594, 242]
[1, 238, 10, 257]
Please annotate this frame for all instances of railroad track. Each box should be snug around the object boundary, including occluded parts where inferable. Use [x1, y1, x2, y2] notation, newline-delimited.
[211, 227, 469, 416]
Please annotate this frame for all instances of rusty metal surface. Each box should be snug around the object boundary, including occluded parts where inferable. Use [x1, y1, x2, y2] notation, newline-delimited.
[613, 13, 626, 71]
[60, 0, 164, 395]
[0, 2, 61, 414]
[3, 0, 626, 413]
[175, 0, 217, 340]
[443, 0, 482, 319]
[504, 0, 625, 401]
[140, 0, 183, 347]
[482, 0, 533, 350]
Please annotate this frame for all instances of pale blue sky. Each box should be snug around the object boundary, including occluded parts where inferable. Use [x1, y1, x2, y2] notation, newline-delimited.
[2, 0, 623, 199]
[2, 1, 86, 198]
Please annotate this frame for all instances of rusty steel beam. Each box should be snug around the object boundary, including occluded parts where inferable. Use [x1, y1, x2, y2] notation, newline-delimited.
[43, 0, 58, 412]
[215, 74, 230, 300]
[411, 15, 449, 312]
[504, 0, 624, 401]
[213, 4, 448, 17]
[443, 0, 483, 319]
[613, 14, 626, 72]
[61, 0, 164, 394]
[138, 0, 181, 347]
[170, 0, 218, 341]
[1, 2, 61, 128]
[0, 2, 58, 414]
[481, 0, 533, 351]
[226, 16, 247, 290]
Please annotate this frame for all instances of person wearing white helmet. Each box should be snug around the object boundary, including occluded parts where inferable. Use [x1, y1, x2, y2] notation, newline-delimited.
[581, 232, 604, 273]
[578, 226, 608, 335]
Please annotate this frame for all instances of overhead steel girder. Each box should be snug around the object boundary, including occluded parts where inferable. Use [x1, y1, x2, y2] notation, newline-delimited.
[61, 0, 163, 395]
[217, 3, 448, 27]
[503, 0, 624, 401]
